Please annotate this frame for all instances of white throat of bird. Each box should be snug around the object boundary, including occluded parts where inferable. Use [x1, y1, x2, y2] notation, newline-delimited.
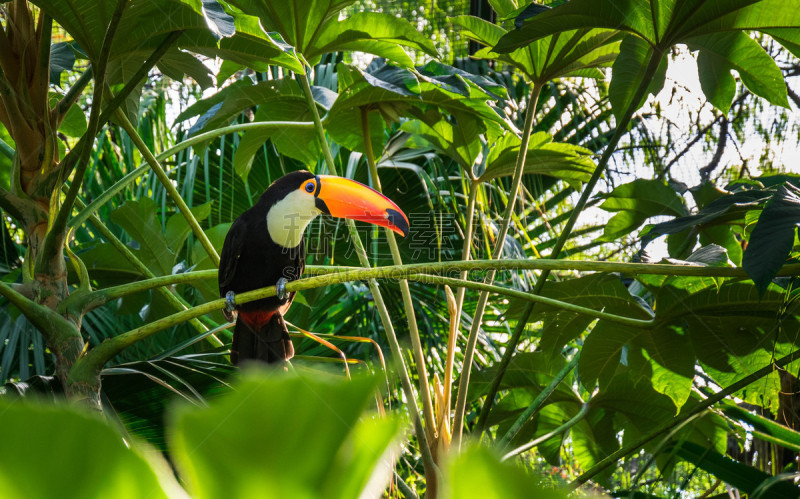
[266, 189, 321, 248]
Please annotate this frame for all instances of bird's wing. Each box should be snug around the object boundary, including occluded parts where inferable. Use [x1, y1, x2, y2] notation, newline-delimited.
[218, 216, 248, 293]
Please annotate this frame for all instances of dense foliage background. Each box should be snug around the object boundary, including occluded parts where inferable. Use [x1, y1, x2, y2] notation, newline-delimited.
[1, 0, 800, 497]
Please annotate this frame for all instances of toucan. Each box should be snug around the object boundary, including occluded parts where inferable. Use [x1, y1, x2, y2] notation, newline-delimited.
[218, 170, 409, 364]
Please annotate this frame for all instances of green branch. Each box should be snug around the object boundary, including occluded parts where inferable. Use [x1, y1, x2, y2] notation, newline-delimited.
[477, 49, 667, 433]
[64, 258, 800, 314]
[113, 108, 220, 267]
[61, 269, 218, 313]
[70, 263, 655, 379]
[361, 106, 437, 446]
[0, 280, 78, 345]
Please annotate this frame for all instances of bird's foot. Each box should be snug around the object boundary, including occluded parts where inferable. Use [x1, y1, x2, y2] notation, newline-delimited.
[225, 291, 237, 312]
[276, 278, 289, 300]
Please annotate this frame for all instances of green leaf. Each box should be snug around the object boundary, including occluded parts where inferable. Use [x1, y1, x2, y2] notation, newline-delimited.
[236, 94, 321, 174]
[225, 0, 437, 66]
[479, 132, 596, 184]
[157, 48, 214, 89]
[444, 445, 568, 499]
[508, 274, 653, 360]
[469, 351, 577, 406]
[470, 352, 577, 405]
[452, 14, 620, 83]
[101, 353, 236, 451]
[190, 223, 230, 323]
[49, 41, 76, 86]
[688, 31, 790, 109]
[571, 409, 619, 486]
[493, 0, 793, 54]
[208, 19, 305, 74]
[580, 322, 641, 389]
[401, 117, 482, 172]
[59, 102, 88, 138]
[325, 62, 419, 153]
[201, 0, 235, 39]
[494, 0, 658, 53]
[313, 12, 439, 66]
[109, 198, 174, 276]
[766, 27, 800, 58]
[598, 179, 686, 241]
[165, 201, 213, 256]
[691, 0, 800, 38]
[636, 326, 695, 411]
[609, 35, 668, 121]
[170, 371, 403, 499]
[644, 188, 774, 244]
[177, 79, 300, 136]
[696, 49, 737, 114]
[743, 184, 800, 295]
[0, 400, 178, 498]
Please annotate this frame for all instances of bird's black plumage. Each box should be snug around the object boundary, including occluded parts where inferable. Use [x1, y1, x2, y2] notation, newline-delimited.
[219, 171, 314, 364]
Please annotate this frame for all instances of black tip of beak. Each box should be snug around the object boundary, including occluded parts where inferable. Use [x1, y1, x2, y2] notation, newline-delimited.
[387, 209, 409, 237]
[315, 197, 330, 215]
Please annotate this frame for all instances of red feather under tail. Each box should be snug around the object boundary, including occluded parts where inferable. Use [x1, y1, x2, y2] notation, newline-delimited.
[231, 311, 294, 365]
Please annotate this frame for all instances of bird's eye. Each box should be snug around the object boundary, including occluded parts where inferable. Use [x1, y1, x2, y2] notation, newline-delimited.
[305, 182, 315, 193]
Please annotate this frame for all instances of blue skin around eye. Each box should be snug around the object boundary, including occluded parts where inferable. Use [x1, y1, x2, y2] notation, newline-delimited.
[306, 183, 314, 192]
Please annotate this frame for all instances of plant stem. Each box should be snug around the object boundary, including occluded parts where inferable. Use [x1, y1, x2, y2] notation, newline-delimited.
[58, 66, 93, 115]
[570, 347, 800, 488]
[0, 137, 13, 159]
[113, 108, 220, 267]
[453, 82, 543, 447]
[477, 50, 666, 432]
[298, 71, 440, 484]
[503, 402, 589, 461]
[453, 181, 478, 326]
[361, 107, 437, 445]
[62, 269, 218, 313]
[498, 352, 580, 448]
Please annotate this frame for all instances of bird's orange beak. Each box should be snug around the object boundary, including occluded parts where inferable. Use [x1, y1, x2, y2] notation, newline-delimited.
[314, 175, 409, 237]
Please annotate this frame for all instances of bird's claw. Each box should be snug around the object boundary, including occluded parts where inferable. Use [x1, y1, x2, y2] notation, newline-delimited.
[225, 291, 237, 312]
[276, 278, 289, 300]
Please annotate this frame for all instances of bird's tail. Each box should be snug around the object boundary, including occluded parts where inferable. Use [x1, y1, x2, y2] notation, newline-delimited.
[231, 314, 294, 365]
